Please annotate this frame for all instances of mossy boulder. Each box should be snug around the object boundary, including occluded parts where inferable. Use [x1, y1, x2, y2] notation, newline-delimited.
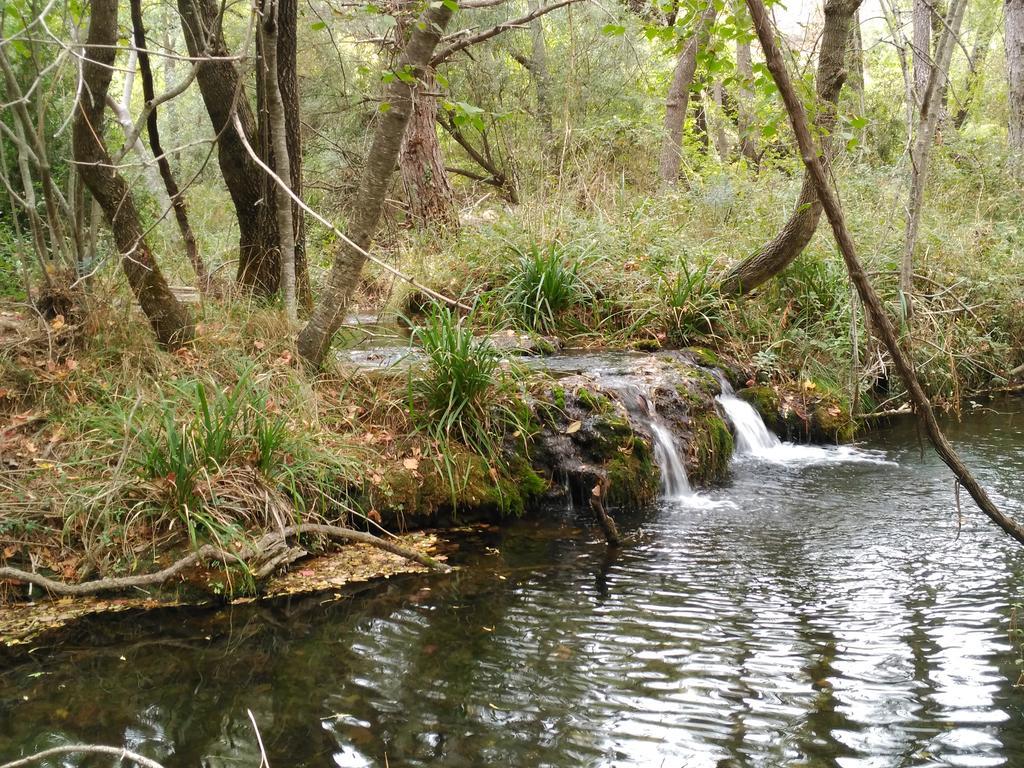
[738, 382, 855, 443]
[369, 449, 548, 530]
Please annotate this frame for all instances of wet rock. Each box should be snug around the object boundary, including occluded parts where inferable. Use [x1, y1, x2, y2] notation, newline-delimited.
[738, 382, 855, 443]
[528, 351, 736, 508]
[479, 329, 560, 356]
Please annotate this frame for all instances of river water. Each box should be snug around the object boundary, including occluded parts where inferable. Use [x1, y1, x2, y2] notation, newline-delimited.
[2, 402, 1024, 767]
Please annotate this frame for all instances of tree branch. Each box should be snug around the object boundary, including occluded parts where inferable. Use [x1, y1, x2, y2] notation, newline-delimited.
[745, 0, 1024, 545]
[431, 0, 580, 65]
[0, 523, 450, 598]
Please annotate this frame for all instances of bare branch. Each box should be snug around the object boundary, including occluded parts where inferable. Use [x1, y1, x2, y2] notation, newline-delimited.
[432, 0, 581, 65]
[0, 745, 166, 768]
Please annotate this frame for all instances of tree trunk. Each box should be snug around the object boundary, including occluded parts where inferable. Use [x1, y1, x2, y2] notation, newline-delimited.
[735, 26, 759, 164]
[913, 0, 933, 108]
[177, 0, 280, 295]
[259, 0, 298, 320]
[528, 0, 554, 140]
[276, 0, 310, 308]
[297, 2, 455, 368]
[711, 81, 731, 159]
[1007, 0, 1024, 151]
[399, 72, 460, 229]
[902, 0, 968, 316]
[74, 0, 194, 348]
[745, 0, 1024, 546]
[658, 0, 717, 183]
[720, 0, 862, 295]
[129, 0, 212, 294]
[953, 8, 997, 128]
[847, 7, 865, 95]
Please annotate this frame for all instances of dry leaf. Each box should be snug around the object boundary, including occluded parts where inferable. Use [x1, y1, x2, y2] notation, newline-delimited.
[403, 457, 419, 470]
[565, 420, 582, 434]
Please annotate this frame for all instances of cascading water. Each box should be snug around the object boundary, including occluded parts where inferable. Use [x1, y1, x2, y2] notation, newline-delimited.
[714, 373, 894, 466]
[648, 421, 692, 499]
[601, 380, 695, 501]
[715, 378, 780, 456]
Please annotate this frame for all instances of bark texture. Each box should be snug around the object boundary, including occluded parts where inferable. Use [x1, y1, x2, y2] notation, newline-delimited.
[129, 0, 211, 293]
[746, 0, 1024, 546]
[399, 71, 460, 228]
[658, 0, 717, 183]
[913, 0, 933, 107]
[720, 0, 862, 296]
[297, 3, 456, 367]
[73, 0, 194, 348]
[1007, 0, 1024, 151]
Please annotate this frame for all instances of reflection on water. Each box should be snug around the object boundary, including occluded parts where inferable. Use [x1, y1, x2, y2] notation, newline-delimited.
[2, 404, 1024, 767]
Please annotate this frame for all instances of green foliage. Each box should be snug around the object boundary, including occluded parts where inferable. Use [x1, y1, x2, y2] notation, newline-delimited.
[410, 305, 505, 451]
[658, 261, 728, 343]
[501, 242, 592, 333]
[135, 372, 292, 539]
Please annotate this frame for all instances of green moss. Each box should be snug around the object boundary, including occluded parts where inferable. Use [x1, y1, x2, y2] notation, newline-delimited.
[689, 412, 734, 484]
[576, 386, 612, 413]
[683, 346, 721, 368]
[605, 441, 658, 508]
[551, 386, 566, 410]
[812, 399, 857, 443]
[738, 386, 781, 422]
[589, 414, 633, 460]
[630, 338, 662, 352]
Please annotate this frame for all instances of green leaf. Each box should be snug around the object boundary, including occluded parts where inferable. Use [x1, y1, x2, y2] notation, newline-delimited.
[310, 20, 327, 30]
[601, 23, 626, 36]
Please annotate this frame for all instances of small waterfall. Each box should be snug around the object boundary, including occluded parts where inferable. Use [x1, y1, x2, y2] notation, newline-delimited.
[715, 377, 780, 456]
[602, 379, 694, 500]
[648, 421, 692, 499]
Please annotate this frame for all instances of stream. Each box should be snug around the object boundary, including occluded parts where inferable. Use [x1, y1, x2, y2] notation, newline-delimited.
[2, 398, 1024, 767]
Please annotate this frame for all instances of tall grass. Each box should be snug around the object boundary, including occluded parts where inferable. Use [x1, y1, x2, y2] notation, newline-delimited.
[410, 305, 505, 453]
[501, 242, 592, 333]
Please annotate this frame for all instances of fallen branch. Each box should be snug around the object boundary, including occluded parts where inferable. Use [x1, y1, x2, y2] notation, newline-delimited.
[0, 523, 450, 598]
[0, 745, 166, 768]
[747, 0, 1024, 544]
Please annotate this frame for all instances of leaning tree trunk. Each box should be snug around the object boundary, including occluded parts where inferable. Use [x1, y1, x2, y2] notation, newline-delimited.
[1007, 0, 1024, 153]
[74, 0, 194, 348]
[177, 0, 280, 296]
[720, 0, 862, 295]
[297, 2, 456, 368]
[746, 0, 1024, 546]
[658, 0, 717, 183]
[399, 71, 460, 229]
[902, 0, 968, 317]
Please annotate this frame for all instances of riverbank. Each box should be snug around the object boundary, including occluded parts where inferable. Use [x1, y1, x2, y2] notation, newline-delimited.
[0, 295, 864, 632]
